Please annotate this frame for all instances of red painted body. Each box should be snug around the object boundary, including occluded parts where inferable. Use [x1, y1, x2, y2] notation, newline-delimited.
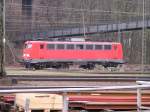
[22, 41, 124, 69]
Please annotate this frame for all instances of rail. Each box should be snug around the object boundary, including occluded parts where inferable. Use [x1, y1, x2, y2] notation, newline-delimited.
[6, 75, 150, 82]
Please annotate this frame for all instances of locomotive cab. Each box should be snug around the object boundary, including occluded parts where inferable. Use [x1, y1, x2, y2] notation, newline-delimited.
[23, 42, 33, 60]
[22, 41, 47, 69]
[112, 43, 123, 60]
[23, 41, 45, 60]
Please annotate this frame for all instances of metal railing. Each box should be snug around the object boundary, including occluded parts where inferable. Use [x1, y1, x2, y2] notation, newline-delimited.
[137, 81, 150, 112]
[21, 19, 150, 41]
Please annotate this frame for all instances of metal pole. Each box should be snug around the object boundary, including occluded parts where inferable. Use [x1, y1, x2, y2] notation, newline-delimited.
[13, 95, 16, 111]
[82, 11, 86, 38]
[0, 0, 6, 76]
[25, 98, 30, 112]
[141, 0, 145, 73]
[137, 87, 142, 112]
[62, 92, 68, 112]
[118, 21, 121, 42]
[81, 4, 86, 39]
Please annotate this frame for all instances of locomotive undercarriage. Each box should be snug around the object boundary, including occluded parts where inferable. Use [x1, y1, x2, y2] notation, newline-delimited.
[24, 61, 123, 71]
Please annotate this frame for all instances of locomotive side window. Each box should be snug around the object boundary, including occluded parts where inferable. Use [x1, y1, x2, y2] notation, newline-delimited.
[47, 44, 55, 49]
[67, 44, 74, 49]
[57, 44, 64, 49]
[76, 44, 84, 50]
[40, 44, 44, 49]
[95, 45, 103, 50]
[104, 45, 111, 50]
[86, 44, 93, 50]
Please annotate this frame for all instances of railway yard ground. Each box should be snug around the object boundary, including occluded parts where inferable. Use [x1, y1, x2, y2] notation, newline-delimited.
[5, 64, 150, 76]
[0, 65, 150, 112]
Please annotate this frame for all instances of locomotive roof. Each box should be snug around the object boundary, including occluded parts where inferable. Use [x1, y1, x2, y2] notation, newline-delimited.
[25, 41, 121, 44]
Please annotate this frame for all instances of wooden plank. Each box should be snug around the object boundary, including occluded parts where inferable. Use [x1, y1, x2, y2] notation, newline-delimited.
[16, 93, 63, 110]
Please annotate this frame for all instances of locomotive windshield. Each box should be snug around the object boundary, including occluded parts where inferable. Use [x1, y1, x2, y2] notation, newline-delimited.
[24, 43, 32, 49]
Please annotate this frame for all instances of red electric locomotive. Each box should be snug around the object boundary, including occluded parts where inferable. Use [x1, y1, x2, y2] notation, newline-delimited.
[22, 41, 124, 69]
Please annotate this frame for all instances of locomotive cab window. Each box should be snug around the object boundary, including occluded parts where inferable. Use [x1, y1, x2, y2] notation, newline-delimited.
[76, 44, 84, 50]
[57, 44, 64, 49]
[40, 44, 44, 49]
[86, 44, 93, 50]
[104, 45, 111, 50]
[95, 45, 103, 50]
[47, 44, 55, 49]
[67, 44, 74, 49]
[25, 43, 32, 49]
[24, 44, 27, 48]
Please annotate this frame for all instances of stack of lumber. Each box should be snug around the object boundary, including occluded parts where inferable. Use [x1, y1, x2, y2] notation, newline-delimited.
[15, 93, 63, 111]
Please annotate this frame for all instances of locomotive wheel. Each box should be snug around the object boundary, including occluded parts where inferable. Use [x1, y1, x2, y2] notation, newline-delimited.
[55, 63, 69, 69]
[25, 64, 30, 69]
[62, 64, 69, 69]
[25, 63, 34, 70]
[87, 64, 95, 70]
[34, 65, 40, 70]
[80, 64, 95, 70]
[33, 64, 44, 70]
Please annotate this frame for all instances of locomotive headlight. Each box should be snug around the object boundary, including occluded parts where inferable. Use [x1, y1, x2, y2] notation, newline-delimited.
[23, 54, 30, 57]
[26, 54, 30, 57]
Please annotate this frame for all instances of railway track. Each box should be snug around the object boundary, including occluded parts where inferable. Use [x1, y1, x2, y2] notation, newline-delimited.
[6, 75, 150, 82]
[3, 67, 150, 111]
[6, 66, 150, 76]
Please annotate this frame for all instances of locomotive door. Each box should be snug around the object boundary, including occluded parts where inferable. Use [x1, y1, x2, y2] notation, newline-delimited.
[39, 44, 45, 59]
[113, 45, 118, 59]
